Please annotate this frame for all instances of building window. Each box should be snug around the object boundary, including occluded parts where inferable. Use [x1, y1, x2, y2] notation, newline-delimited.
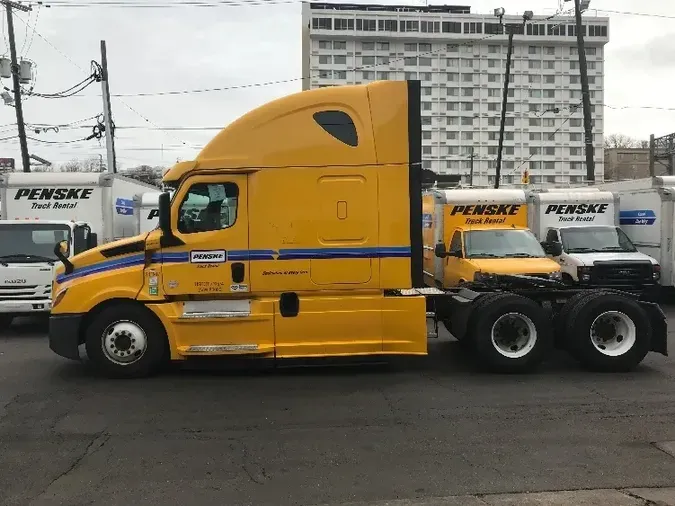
[421, 117, 432, 125]
[488, 59, 499, 68]
[361, 71, 373, 80]
[421, 86, 432, 96]
[362, 56, 375, 65]
[447, 72, 459, 82]
[548, 23, 564, 36]
[442, 22, 462, 33]
[404, 57, 417, 66]
[377, 42, 389, 51]
[488, 89, 500, 97]
[570, 75, 580, 84]
[570, 147, 581, 156]
[527, 23, 546, 36]
[446, 102, 458, 111]
[447, 117, 458, 126]
[422, 131, 432, 140]
[488, 74, 500, 83]
[462, 74, 474, 83]
[446, 131, 457, 140]
[544, 75, 555, 84]
[484, 23, 502, 35]
[419, 43, 431, 53]
[314, 110, 358, 147]
[462, 132, 474, 141]
[334, 18, 354, 31]
[544, 89, 555, 98]
[570, 133, 581, 142]
[405, 72, 418, 80]
[588, 25, 607, 37]
[401, 20, 419, 32]
[356, 19, 376, 31]
[446, 87, 458, 96]
[422, 102, 432, 111]
[422, 146, 432, 154]
[529, 75, 541, 84]
[333, 55, 346, 65]
[377, 56, 389, 64]
[447, 44, 459, 52]
[529, 118, 541, 127]
[421, 21, 440, 33]
[545, 146, 556, 156]
[461, 117, 474, 126]
[530, 147, 541, 155]
[319, 55, 331, 65]
[461, 88, 473, 97]
[361, 41, 375, 51]
[377, 20, 398, 32]
[529, 60, 541, 69]
[420, 72, 432, 81]
[461, 102, 473, 112]
[419, 57, 432, 66]
[464, 22, 482, 34]
[544, 61, 555, 69]
[530, 132, 542, 141]
[318, 40, 331, 49]
[377, 71, 388, 79]
[312, 17, 332, 30]
[528, 46, 540, 55]
[504, 146, 514, 155]
[545, 46, 555, 55]
[462, 59, 474, 68]
[447, 58, 459, 67]
[404, 43, 417, 52]
[586, 47, 597, 56]
[488, 45, 499, 54]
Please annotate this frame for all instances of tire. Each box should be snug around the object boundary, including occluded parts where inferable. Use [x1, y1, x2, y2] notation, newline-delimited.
[0, 314, 14, 330]
[84, 303, 169, 378]
[448, 292, 505, 347]
[564, 293, 651, 372]
[470, 293, 553, 373]
[554, 290, 607, 348]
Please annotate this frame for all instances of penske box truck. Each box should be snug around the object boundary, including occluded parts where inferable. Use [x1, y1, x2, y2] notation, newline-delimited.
[600, 176, 675, 288]
[528, 190, 660, 296]
[423, 188, 562, 288]
[0, 172, 157, 326]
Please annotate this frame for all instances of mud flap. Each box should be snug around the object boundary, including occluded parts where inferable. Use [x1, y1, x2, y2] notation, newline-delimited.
[639, 300, 668, 356]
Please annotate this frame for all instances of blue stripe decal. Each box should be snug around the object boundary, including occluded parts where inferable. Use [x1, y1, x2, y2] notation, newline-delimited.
[619, 209, 656, 225]
[56, 246, 412, 283]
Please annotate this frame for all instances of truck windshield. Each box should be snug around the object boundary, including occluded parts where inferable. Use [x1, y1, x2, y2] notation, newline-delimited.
[560, 226, 638, 253]
[464, 229, 546, 259]
[0, 223, 71, 262]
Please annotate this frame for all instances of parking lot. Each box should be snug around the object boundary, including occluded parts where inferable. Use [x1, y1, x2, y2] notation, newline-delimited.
[2, 305, 675, 506]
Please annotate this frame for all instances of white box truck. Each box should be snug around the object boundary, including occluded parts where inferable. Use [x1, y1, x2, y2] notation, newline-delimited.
[133, 191, 161, 234]
[0, 172, 157, 326]
[528, 189, 660, 297]
[600, 176, 675, 288]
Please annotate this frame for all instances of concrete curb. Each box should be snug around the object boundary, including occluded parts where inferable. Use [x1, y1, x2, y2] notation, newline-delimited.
[322, 487, 675, 505]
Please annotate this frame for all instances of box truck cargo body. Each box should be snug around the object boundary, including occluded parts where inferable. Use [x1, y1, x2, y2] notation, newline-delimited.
[600, 176, 675, 287]
[528, 190, 660, 294]
[0, 172, 157, 324]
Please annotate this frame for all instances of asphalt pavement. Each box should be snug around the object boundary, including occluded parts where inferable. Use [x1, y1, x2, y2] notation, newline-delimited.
[2, 306, 675, 506]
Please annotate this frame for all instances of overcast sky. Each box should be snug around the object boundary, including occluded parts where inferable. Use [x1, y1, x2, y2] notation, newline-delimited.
[0, 0, 673, 169]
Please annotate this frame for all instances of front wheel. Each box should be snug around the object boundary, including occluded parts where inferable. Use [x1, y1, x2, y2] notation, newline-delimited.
[84, 303, 169, 378]
[470, 293, 552, 373]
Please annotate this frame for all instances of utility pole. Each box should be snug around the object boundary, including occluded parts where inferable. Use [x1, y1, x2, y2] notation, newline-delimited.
[2, 0, 31, 172]
[100, 40, 117, 174]
[494, 10, 532, 189]
[574, 0, 595, 182]
[494, 24, 513, 189]
[469, 147, 475, 186]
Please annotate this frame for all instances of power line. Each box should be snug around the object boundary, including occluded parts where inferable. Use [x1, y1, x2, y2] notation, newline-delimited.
[42, 0, 299, 7]
[592, 9, 675, 20]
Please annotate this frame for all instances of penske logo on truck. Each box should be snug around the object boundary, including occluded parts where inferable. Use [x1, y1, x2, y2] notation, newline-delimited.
[447, 204, 524, 226]
[190, 250, 226, 263]
[14, 187, 93, 210]
[544, 203, 609, 223]
[147, 209, 159, 220]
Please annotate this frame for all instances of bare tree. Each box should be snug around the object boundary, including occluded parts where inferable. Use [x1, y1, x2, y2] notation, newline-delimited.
[604, 134, 645, 149]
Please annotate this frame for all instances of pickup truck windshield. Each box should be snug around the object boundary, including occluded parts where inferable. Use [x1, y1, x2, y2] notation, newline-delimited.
[464, 229, 547, 259]
[0, 223, 71, 262]
[560, 226, 638, 253]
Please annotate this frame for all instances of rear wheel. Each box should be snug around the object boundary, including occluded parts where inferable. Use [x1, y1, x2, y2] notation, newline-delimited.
[84, 303, 168, 378]
[470, 293, 552, 373]
[564, 293, 651, 372]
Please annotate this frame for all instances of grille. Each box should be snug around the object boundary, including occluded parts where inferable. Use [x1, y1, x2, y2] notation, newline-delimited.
[592, 262, 653, 285]
[523, 273, 550, 279]
[0, 284, 50, 302]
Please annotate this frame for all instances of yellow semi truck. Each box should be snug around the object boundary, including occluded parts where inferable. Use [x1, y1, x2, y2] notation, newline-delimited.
[422, 188, 562, 288]
[47, 81, 667, 377]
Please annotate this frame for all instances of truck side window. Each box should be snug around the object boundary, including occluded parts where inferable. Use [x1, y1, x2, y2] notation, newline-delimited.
[177, 182, 239, 234]
[313, 110, 359, 147]
[545, 229, 559, 243]
[449, 231, 462, 255]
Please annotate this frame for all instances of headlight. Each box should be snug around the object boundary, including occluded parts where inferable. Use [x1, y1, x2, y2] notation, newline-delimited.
[653, 264, 661, 281]
[577, 266, 592, 283]
[52, 288, 68, 309]
[549, 271, 562, 280]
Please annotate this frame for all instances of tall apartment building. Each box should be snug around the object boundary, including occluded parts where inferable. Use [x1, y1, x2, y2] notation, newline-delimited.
[301, 2, 609, 186]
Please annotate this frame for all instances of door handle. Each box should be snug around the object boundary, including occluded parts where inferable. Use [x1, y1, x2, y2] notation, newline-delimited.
[231, 262, 245, 283]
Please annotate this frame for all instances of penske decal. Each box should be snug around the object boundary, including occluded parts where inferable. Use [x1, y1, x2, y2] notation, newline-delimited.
[14, 187, 94, 210]
[190, 250, 226, 263]
[545, 203, 609, 223]
[447, 204, 524, 226]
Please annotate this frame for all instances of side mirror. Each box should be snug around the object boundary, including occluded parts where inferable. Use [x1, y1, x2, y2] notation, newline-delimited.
[448, 249, 463, 258]
[53, 240, 74, 274]
[434, 243, 447, 258]
[88, 232, 98, 249]
[549, 241, 563, 257]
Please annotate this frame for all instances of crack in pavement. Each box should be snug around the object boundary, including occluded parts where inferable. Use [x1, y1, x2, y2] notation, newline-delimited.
[29, 431, 110, 504]
[0, 394, 20, 422]
[230, 439, 268, 485]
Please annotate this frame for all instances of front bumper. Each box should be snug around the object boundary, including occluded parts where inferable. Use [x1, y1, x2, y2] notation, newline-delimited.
[49, 313, 84, 360]
[0, 299, 51, 314]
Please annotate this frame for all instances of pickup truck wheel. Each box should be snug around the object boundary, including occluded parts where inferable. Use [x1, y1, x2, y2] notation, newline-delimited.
[84, 304, 168, 378]
[471, 294, 552, 373]
[564, 293, 651, 372]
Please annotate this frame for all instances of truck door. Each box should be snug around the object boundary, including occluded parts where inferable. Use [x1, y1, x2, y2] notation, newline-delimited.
[444, 230, 464, 287]
[160, 174, 249, 296]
